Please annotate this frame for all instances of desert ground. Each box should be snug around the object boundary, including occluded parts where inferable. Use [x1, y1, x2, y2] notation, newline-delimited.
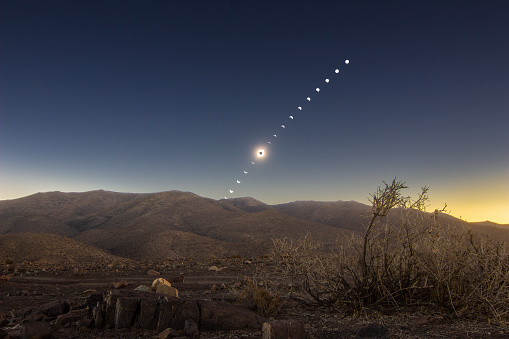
[1, 257, 508, 339]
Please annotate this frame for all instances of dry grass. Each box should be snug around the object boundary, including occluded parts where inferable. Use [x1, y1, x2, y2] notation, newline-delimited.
[271, 180, 509, 320]
[236, 277, 282, 316]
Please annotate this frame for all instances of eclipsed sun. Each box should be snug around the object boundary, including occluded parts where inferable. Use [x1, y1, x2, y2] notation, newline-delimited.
[257, 149, 265, 158]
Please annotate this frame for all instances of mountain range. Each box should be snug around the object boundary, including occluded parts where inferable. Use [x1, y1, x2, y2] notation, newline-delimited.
[1, 190, 507, 262]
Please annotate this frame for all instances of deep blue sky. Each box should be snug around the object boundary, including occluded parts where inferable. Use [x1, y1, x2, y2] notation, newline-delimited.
[1, 1, 508, 223]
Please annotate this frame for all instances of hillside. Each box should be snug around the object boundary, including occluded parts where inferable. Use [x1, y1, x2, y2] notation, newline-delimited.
[0, 189, 146, 220]
[0, 233, 122, 263]
[0, 190, 507, 262]
[272, 200, 372, 232]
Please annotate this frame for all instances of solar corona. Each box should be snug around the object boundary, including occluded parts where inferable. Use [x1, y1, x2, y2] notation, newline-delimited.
[224, 60, 351, 199]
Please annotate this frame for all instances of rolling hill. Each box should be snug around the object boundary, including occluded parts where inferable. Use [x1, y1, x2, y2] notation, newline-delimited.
[1, 190, 507, 262]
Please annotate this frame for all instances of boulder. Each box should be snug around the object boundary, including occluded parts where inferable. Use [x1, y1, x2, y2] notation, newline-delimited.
[137, 298, 160, 329]
[167, 275, 185, 284]
[262, 320, 307, 339]
[152, 278, 171, 289]
[20, 321, 52, 339]
[147, 270, 160, 276]
[156, 285, 179, 297]
[113, 280, 128, 289]
[134, 285, 153, 292]
[40, 300, 66, 317]
[199, 299, 265, 331]
[115, 297, 139, 329]
[171, 300, 199, 330]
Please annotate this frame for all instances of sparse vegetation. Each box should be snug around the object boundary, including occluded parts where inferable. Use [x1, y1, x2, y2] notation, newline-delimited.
[272, 179, 509, 320]
[236, 276, 282, 316]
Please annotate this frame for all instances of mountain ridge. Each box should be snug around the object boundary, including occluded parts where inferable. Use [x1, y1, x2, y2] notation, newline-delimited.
[1, 190, 507, 262]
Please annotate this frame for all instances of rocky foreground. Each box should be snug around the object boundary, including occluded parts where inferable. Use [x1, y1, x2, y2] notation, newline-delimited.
[1, 258, 508, 339]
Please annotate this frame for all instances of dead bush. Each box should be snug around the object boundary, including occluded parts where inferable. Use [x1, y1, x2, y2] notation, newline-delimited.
[272, 179, 509, 319]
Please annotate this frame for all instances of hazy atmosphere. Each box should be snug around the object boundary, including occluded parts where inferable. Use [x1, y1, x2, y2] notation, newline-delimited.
[1, 0, 508, 223]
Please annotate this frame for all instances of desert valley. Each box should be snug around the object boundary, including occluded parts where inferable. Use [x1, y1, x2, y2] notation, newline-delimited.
[1, 189, 508, 338]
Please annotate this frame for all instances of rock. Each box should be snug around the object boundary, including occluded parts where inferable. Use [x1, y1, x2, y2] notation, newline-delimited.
[199, 299, 265, 331]
[39, 300, 66, 317]
[152, 278, 171, 289]
[262, 319, 307, 339]
[158, 327, 180, 339]
[137, 298, 159, 329]
[147, 270, 160, 276]
[86, 293, 103, 310]
[76, 318, 94, 329]
[167, 275, 185, 284]
[184, 319, 199, 339]
[20, 321, 52, 339]
[113, 280, 128, 289]
[208, 266, 218, 271]
[356, 324, 389, 339]
[115, 297, 139, 329]
[171, 300, 199, 330]
[156, 300, 173, 333]
[93, 301, 105, 328]
[134, 285, 153, 292]
[156, 285, 179, 298]
[55, 309, 90, 327]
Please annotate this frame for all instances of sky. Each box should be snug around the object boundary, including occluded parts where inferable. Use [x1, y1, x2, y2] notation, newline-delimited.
[1, 0, 508, 224]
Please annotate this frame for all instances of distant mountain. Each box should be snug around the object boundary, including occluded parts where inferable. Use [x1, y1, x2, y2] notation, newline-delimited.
[0, 190, 145, 220]
[0, 190, 506, 262]
[272, 200, 372, 232]
[471, 221, 509, 228]
[0, 190, 351, 260]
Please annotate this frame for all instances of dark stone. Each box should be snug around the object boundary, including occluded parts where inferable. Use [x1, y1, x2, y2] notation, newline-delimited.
[86, 293, 103, 310]
[55, 309, 90, 327]
[20, 321, 52, 339]
[40, 300, 65, 317]
[137, 298, 159, 329]
[93, 301, 105, 328]
[171, 300, 199, 330]
[76, 318, 94, 329]
[115, 297, 139, 329]
[356, 324, 389, 339]
[184, 319, 199, 339]
[198, 299, 265, 331]
[157, 300, 173, 333]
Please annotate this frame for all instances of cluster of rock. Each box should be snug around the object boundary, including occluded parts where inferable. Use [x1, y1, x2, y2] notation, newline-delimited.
[1, 278, 273, 338]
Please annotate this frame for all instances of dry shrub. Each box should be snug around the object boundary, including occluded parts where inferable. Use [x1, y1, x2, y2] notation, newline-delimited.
[272, 180, 509, 319]
[236, 277, 282, 316]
